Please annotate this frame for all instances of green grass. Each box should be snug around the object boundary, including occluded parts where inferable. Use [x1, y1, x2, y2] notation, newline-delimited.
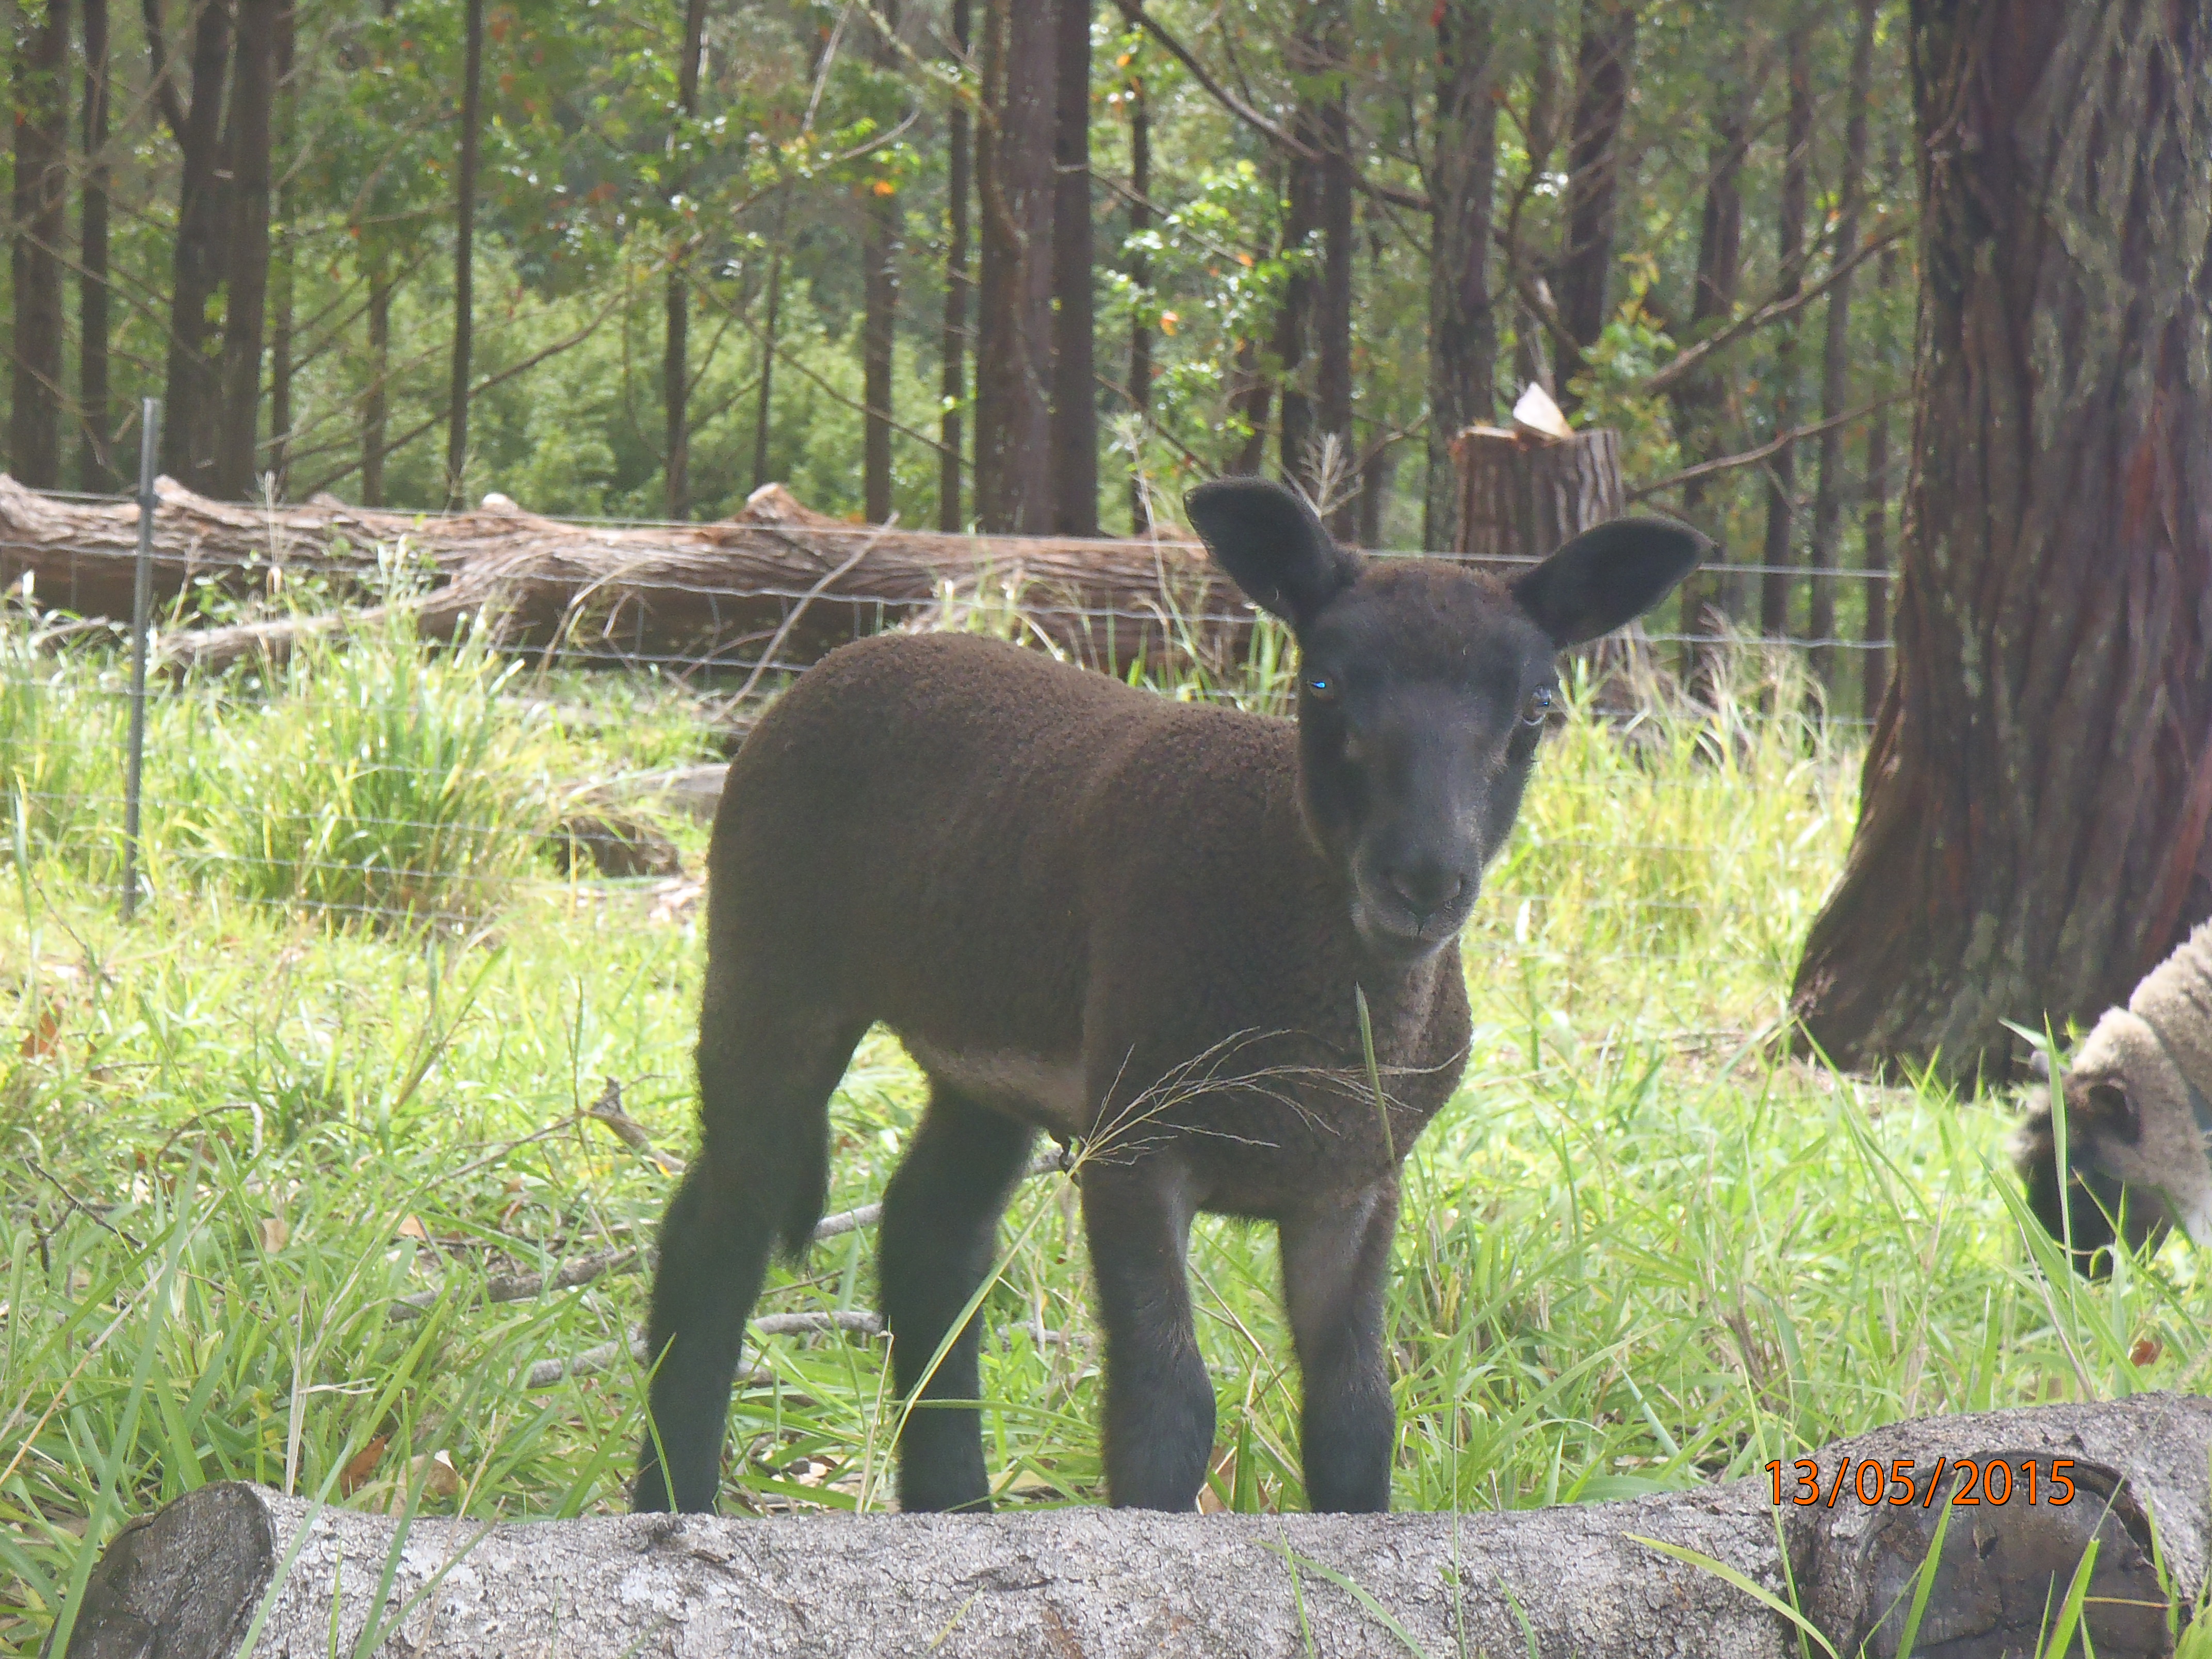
[0, 615, 2205, 1654]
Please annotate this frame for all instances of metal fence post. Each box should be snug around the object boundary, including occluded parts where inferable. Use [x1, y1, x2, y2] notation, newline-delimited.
[120, 399, 160, 921]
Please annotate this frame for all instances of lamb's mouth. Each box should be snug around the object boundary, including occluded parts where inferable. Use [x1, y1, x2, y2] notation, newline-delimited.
[1349, 896, 1466, 963]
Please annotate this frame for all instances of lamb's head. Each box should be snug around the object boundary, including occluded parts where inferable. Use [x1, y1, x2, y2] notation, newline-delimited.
[2013, 1006, 2212, 1273]
[1186, 478, 1703, 964]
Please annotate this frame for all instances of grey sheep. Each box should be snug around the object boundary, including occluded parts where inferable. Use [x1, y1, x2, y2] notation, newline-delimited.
[2014, 917, 2212, 1269]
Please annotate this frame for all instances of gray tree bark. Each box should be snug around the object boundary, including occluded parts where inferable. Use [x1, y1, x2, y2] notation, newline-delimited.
[58, 1395, 2211, 1659]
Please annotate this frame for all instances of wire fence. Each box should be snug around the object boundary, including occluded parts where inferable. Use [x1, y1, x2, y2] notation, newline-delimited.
[0, 467, 1872, 1002]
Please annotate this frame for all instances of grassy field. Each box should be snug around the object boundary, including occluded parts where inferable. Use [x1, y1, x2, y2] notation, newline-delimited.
[1, 612, 2207, 1653]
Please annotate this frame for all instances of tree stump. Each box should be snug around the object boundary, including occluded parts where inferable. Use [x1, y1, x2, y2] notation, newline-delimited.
[1450, 424, 1669, 713]
[52, 1395, 2210, 1658]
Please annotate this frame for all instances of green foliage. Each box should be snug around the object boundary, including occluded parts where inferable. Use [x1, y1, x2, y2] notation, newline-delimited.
[177, 609, 552, 926]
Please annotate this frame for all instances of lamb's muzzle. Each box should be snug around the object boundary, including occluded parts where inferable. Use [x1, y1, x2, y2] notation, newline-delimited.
[2014, 917, 2212, 1267]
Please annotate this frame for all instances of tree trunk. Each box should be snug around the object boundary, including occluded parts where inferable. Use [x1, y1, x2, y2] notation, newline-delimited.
[214, 0, 277, 501]
[77, 0, 113, 491]
[1048, 0, 1097, 535]
[60, 1396, 2212, 1659]
[973, 0, 1055, 532]
[1792, 0, 2212, 1081]
[664, 0, 709, 521]
[1271, 150, 1318, 481]
[1806, 0, 1879, 694]
[11, 0, 70, 490]
[1671, 43, 1756, 687]
[446, 0, 485, 508]
[1860, 157, 1902, 723]
[361, 252, 392, 507]
[1552, 0, 1634, 404]
[157, 0, 234, 493]
[1228, 335, 1270, 477]
[859, 1, 902, 526]
[937, 0, 971, 532]
[265, 3, 297, 499]
[1125, 70, 1151, 528]
[1314, 4, 1354, 535]
[751, 242, 784, 491]
[1756, 23, 1812, 644]
[1422, 0, 1498, 554]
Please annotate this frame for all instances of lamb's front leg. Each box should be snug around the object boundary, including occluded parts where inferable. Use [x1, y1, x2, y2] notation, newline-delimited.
[1082, 1160, 1215, 1510]
[1279, 1182, 1400, 1512]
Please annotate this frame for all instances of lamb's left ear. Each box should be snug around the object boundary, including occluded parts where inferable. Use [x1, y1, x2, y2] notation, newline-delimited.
[1186, 477, 1362, 631]
[1509, 517, 1707, 648]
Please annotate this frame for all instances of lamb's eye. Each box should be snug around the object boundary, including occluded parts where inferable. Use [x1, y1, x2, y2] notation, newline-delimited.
[1521, 687, 1555, 726]
[1306, 675, 1338, 702]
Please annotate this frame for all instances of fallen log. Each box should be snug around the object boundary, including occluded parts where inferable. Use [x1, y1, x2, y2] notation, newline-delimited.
[58, 1394, 2209, 1658]
[0, 475, 1254, 678]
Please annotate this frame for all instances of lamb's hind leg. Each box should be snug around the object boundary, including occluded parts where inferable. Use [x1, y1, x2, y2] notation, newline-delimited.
[635, 1010, 863, 1514]
[1279, 1183, 1400, 1512]
[879, 1085, 1036, 1512]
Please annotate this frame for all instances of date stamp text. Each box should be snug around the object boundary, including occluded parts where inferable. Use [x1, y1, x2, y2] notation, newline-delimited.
[1766, 1457, 2076, 1508]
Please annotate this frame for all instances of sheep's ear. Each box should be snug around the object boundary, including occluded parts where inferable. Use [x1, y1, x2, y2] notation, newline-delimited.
[1186, 477, 1360, 631]
[1510, 517, 1707, 648]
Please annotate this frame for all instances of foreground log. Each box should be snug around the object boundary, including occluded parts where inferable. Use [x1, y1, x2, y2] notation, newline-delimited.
[60, 1395, 2209, 1658]
[0, 476, 1246, 678]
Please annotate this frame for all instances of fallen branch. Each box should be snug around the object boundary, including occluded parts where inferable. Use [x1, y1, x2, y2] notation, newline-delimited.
[63, 1395, 2212, 1657]
[0, 476, 1248, 679]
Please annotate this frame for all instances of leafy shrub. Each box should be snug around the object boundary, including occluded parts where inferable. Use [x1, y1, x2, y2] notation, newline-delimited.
[185, 610, 551, 926]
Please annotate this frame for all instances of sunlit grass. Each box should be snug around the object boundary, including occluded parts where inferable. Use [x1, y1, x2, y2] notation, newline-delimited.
[0, 616, 2205, 1653]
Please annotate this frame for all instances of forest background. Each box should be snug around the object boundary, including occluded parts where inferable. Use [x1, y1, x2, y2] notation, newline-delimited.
[4, 0, 1908, 713]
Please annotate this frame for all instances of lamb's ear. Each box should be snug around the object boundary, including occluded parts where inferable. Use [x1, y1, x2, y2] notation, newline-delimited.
[1510, 517, 1707, 648]
[1186, 477, 1360, 630]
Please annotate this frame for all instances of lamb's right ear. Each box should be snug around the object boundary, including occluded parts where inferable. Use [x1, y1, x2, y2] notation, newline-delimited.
[1186, 477, 1360, 630]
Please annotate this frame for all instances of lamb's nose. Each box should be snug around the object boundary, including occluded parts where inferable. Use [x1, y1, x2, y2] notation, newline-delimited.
[1386, 864, 1465, 920]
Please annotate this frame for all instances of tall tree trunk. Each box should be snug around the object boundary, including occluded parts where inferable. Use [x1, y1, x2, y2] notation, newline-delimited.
[751, 245, 783, 492]
[972, 0, 1054, 533]
[664, 0, 708, 521]
[1807, 0, 1879, 694]
[1274, 34, 1322, 487]
[446, 0, 485, 508]
[1792, 1, 2212, 1081]
[1671, 51, 1755, 686]
[1552, 0, 1634, 403]
[1756, 23, 1812, 644]
[215, 0, 277, 501]
[1125, 69, 1151, 528]
[1860, 150, 1901, 724]
[1423, 0, 1498, 553]
[860, 1, 901, 523]
[12, 0, 69, 489]
[362, 250, 392, 506]
[157, 0, 234, 492]
[77, 0, 112, 491]
[937, 0, 971, 531]
[266, 2, 297, 498]
[1048, 0, 1096, 534]
[1314, 4, 1354, 535]
[1229, 336, 1270, 477]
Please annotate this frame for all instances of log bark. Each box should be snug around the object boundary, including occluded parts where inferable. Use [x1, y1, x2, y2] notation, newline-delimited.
[0, 477, 1245, 678]
[58, 1395, 2211, 1658]
[1790, 0, 2212, 1081]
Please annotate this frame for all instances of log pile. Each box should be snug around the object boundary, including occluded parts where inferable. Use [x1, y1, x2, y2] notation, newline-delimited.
[57, 1394, 2209, 1658]
[0, 477, 1250, 678]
